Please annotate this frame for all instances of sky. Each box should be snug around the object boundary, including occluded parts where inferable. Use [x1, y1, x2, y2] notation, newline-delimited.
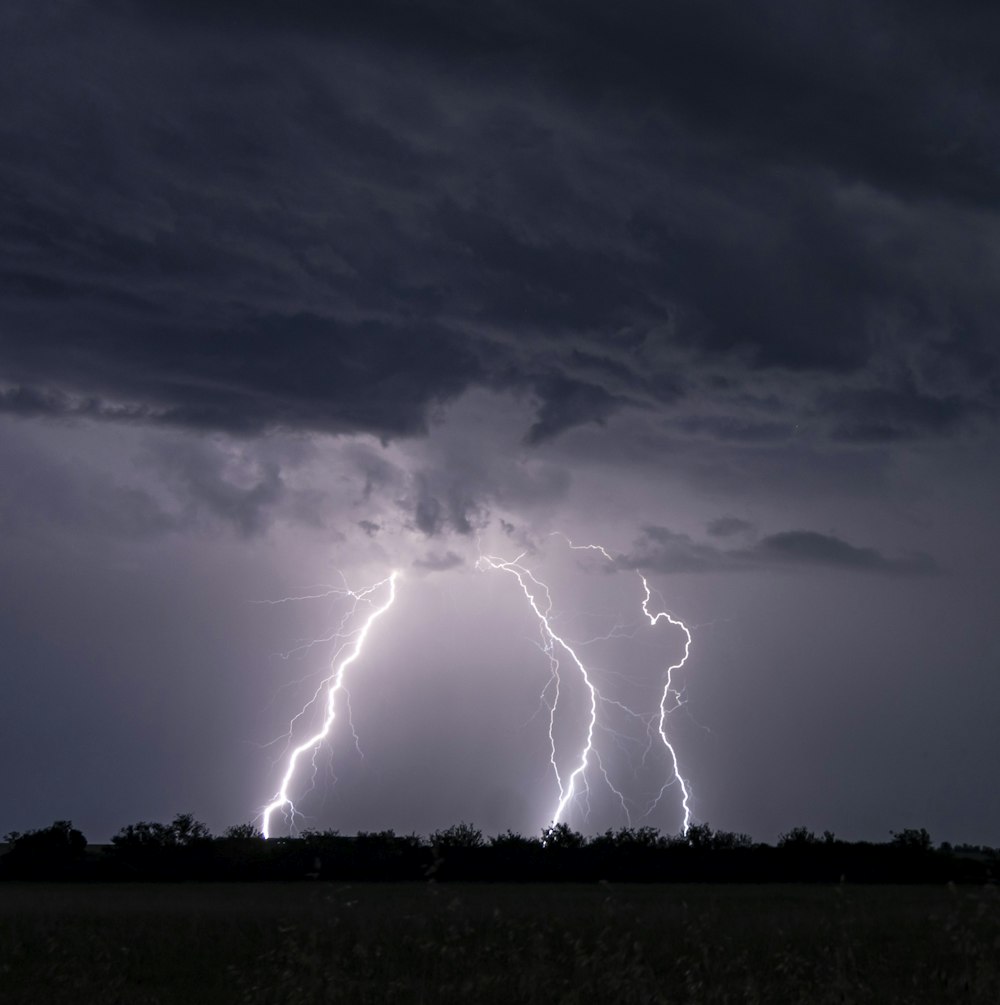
[2, 0, 998, 846]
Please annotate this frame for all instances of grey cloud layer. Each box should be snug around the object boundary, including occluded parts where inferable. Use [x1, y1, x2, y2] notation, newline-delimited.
[622, 525, 939, 577]
[1, 0, 997, 448]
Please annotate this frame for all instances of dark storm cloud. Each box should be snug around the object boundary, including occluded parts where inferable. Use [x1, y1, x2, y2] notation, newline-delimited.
[752, 530, 939, 575]
[0, 386, 70, 418]
[135, 0, 1000, 209]
[619, 526, 733, 575]
[412, 550, 463, 572]
[524, 377, 626, 445]
[825, 381, 971, 444]
[706, 517, 755, 539]
[672, 415, 794, 445]
[0, 316, 486, 438]
[408, 473, 486, 537]
[2, 0, 998, 453]
[0, 386, 152, 423]
[622, 525, 939, 577]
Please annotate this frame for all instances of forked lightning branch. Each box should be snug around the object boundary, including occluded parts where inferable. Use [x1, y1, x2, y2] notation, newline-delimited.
[261, 573, 398, 839]
[260, 543, 696, 838]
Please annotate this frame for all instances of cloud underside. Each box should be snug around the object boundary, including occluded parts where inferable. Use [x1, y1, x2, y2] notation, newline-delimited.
[412, 550, 464, 572]
[621, 526, 939, 577]
[0, 0, 996, 449]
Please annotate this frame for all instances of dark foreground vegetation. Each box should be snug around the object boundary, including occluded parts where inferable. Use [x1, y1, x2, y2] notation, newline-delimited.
[3, 821, 998, 1002]
[1, 817, 998, 883]
[2, 881, 998, 1003]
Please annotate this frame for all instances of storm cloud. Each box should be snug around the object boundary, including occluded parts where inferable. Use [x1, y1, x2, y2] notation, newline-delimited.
[621, 525, 940, 577]
[1, 0, 997, 455]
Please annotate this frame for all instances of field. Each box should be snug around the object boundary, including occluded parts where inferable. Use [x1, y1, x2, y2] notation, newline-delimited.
[1, 882, 998, 1003]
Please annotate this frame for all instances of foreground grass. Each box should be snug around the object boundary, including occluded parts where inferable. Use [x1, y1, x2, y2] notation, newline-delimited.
[1, 882, 998, 1003]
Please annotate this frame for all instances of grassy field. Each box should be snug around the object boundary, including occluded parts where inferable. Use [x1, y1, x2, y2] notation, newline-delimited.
[1, 881, 997, 1003]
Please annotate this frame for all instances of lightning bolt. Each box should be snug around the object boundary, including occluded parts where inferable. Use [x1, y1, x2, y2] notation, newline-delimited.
[639, 574, 694, 833]
[476, 552, 603, 826]
[261, 571, 398, 839]
[479, 540, 697, 834]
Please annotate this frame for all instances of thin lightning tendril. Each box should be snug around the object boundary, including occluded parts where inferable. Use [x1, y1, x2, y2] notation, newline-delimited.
[479, 542, 696, 834]
[261, 572, 398, 839]
[639, 573, 695, 833]
[476, 552, 602, 825]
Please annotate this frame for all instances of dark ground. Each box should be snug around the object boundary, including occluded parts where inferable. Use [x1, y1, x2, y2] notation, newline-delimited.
[1, 882, 997, 1003]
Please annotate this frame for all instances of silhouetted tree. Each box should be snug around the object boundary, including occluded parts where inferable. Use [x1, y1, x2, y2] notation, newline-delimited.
[112, 814, 211, 852]
[169, 812, 211, 845]
[711, 829, 754, 850]
[685, 822, 714, 849]
[425, 823, 486, 879]
[489, 829, 541, 849]
[1, 820, 86, 876]
[542, 823, 584, 849]
[5, 812, 996, 883]
[110, 820, 170, 851]
[222, 822, 264, 840]
[778, 826, 819, 848]
[210, 822, 271, 879]
[430, 822, 485, 850]
[589, 826, 664, 850]
[109, 813, 213, 878]
[486, 830, 544, 880]
[890, 828, 932, 852]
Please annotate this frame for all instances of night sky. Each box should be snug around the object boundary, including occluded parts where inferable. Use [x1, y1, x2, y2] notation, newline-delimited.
[2, 0, 998, 845]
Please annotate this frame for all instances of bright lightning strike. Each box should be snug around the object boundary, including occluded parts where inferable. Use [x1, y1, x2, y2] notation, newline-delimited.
[261, 571, 398, 839]
[479, 541, 697, 834]
[639, 574, 695, 833]
[476, 552, 602, 826]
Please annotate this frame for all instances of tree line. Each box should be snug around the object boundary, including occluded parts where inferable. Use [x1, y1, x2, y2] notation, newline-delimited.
[2, 816, 996, 883]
